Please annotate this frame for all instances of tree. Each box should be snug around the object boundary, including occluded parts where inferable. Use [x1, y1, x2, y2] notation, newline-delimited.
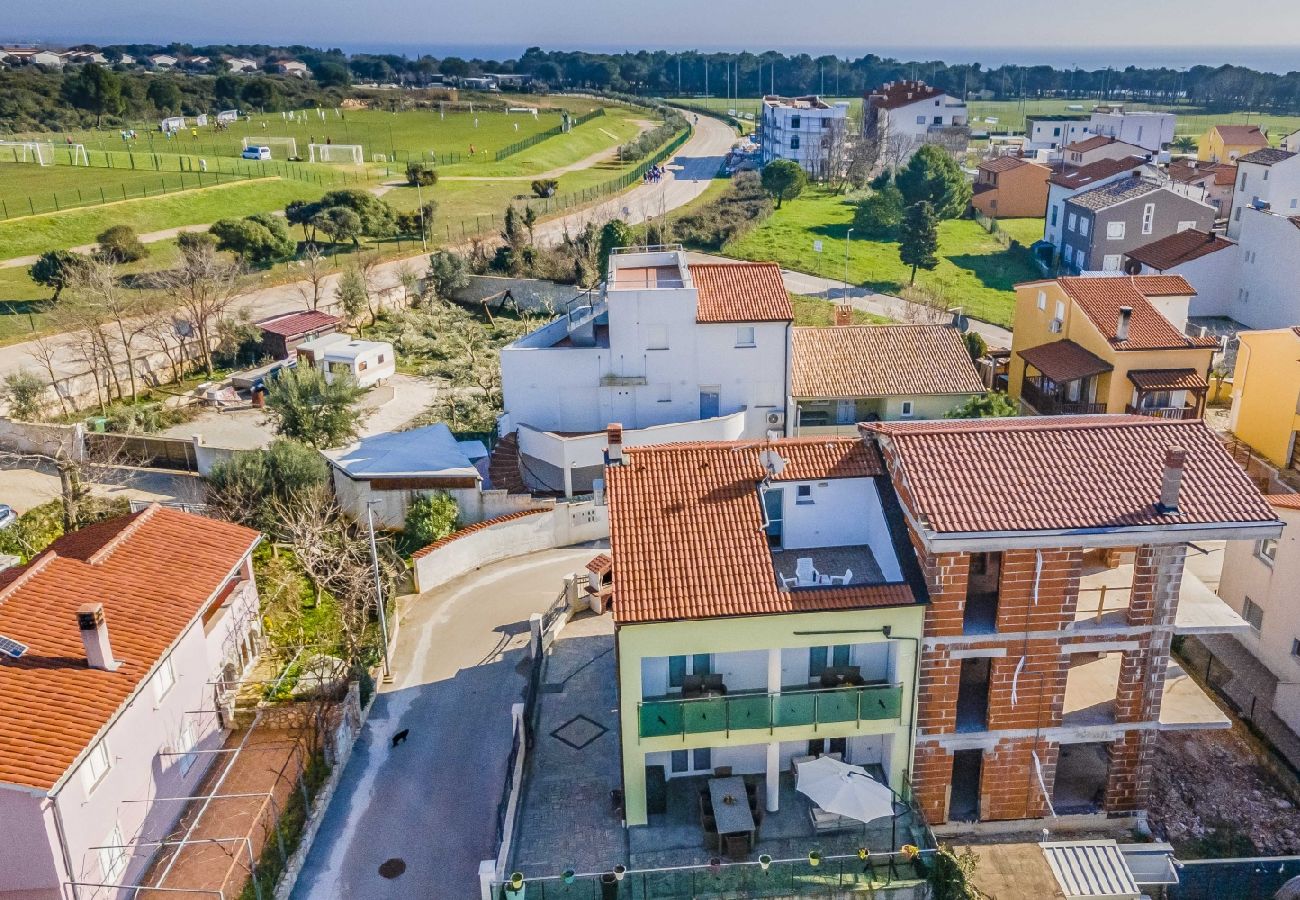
[210, 214, 296, 264]
[760, 158, 807, 208]
[426, 250, 469, 302]
[895, 145, 972, 219]
[1173, 135, 1197, 154]
[95, 225, 148, 263]
[314, 189, 395, 238]
[439, 57, 471, 78]
[62, 63, 124, 125]
[205, 438, 330, 534]
[531, 178, 558, 198]
[2, 371, 47, 421]
[336, 266, 369, 326]
[145, 77, 182, 113]
[64, 258, 157, 401]
[312, 206, 363, 246]
[852, 184, 905, 236]
[522, 206, 538, 243]
[963, 330, 987, 363]
[899, 201, 940, 285]
[405, 161, 438, 187]
[295, 243, 330, 311]
[262, 365, 368, 449]
[240, 78, 278, 110]
[312, 61, 351, 88]
[402, 492, 459, 552]
[598, 219, 635, 276]
[28, 250, 84, 301]
[147, 239, 245, 377]
[395, 202, 438, 240]
[945, 391, 1017, 419]
[285, 199, 320, 243]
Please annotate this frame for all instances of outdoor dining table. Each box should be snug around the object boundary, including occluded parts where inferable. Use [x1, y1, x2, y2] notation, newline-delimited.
[708, 775, 756, 847]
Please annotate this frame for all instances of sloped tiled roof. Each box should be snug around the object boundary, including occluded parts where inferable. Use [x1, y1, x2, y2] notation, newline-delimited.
[1018, 340, 1112, 383]
[606, 438, 917, 624]
[1125, 229, 1235, 272]
[981, 156, 1031, 173]
[1166, 159, 1235, 186]
[1209, 125, 1269, 146]
[1238, 148, 1295, 167]
[586, 553, 613, 575]
[688, 262, 794, 324]
[0, 506, 259, 792]
[866, 80, 946, 111]
[1127, 368, 1208, 391]
[1266, 494, 1300, 512]
[255, 309, 341, 337]
[1057, 276, 1219, 351]
[1064, 135, 1118, 153]
[1065, 176, 1162, 211]
[867, 416, 1278, 534]
[1049, 156, 1148, 189]
[791, 325, 984, 398]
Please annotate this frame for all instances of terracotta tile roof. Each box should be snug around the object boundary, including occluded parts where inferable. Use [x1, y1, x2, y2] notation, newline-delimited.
[866, 80, 946, 111]
[688, 262, 794, 324]
[1065, 176, 1162, 211]
[1209, 125, 1269, 146]
[586, 553, 613, 575]
[1057, 276, 1219, 351]
[1064, 135, 1117, 153]
[410, 508, 547, 559]
[1167, 159, 1235, 185]
[1127, 368, 1208, 391]
[866, 416, 1278, 534]
[981, 156, 1030, 173]
[791, 325, 985, 398]
[606, 438, 917, 624]
[1266, 494, 1300, 511]
[0, 506, 259, 792]
[1017, 340, 1113, 383]
[1238, 148, 1295, 167]
[1049, 156, 1148, 189]
[255, 309, 341, 337]
[1125, 229, 1235, 271]
[1214, 165, 1239, 186]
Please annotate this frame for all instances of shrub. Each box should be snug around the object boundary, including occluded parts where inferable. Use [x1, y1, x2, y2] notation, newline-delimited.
[2, 371, 47, 421]
[945, 392, 1017, 419]
[95, 224, 148, 263]
[210, 214, 296, 265]
[401, 492, 459, 554]
[852, 184, 905, 237]
[671, 171, 773, 251]
[395, 202, 438, 240]
[405, 160, 438, 187]
[531, 178, 558, 198]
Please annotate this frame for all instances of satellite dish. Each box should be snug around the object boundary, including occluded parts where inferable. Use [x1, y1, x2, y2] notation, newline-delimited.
[1123, 257, 1144, 276]
[954, 314, 970, 333]
[759, 449, 787, 478]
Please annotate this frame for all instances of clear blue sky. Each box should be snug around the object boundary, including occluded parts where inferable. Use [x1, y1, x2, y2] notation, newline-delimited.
[6, 0, 1300, 61]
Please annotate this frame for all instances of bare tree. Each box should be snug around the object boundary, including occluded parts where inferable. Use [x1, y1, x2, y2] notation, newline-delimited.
[66, 258, 160, 401]
[395, 263, 422, 307]
[355, 253, 390, 327]
[148, 242, 245, 378]
[295, 243, 331, 312]
[27, 336, 71, 417]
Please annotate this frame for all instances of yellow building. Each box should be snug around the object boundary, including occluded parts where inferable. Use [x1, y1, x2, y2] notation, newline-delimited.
[1198, 124, 1269, 163]
[1008, 275, 1218, 418]
[1229, 327, 1300, 470]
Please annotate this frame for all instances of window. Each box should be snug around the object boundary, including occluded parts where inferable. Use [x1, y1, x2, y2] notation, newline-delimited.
[1106, 221, 1126, 240]
[1075, 247, 1087, 268]
[1243, 597, 1265, 631]
[901, 400, 914, 417]
[668, 655, 686, 687]
[1291, 638, 1300, 659]
[1037, 290, 1047, 311]
[809, 645, 852, 678]
[790, 135, 800, 150]
[153, 656, 176, 704]
[735, 326, 755, 347]
[1291, 199, 1298, 210]
[655, 383, 671, 403]
[796, 484, 814, 504]
[1067, 212, 1078, 232]
[1264, 169, 1270, 181]
[377, 353, 386, 364]
[1050, 206, 1058, 227]
[1257, 538, 1279, 566]
[1054, 300, 1066, 320]
[1102, 254, 1122, 271]
[99, 824, 127, 883]
[1141, 203, 1155, 235]
[1053, 127, 1061, 137]
[83, 740, 111, 794]
[790, 115, 801, 129]
[1234, 205, 1243, 222]
[1238, 171, 1247, 190]
[357, 360, 368, 372]
[1079, 217, 1090, 237]
[176, 720, 197, 776]
[915, 115, 926, 125]
[645, 324, 668, 350]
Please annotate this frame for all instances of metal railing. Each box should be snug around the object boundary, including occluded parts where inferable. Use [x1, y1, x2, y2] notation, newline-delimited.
[638, 683, 904, 739]
[1125, 403, 1199, 420]
[1022, 378, 1107, 416]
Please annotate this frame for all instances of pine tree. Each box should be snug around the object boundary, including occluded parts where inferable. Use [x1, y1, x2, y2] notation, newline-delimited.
[898, 201, 940, 285]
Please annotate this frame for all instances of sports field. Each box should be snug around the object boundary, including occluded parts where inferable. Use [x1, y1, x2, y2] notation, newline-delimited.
[0, 160, 251, 218]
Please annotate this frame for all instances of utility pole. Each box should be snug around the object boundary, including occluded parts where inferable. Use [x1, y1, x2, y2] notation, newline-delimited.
[366, 500, 392, 682]
[704, 56, 708, 97]
[844, 227, 854, 300]
[416, 178, 427, 252]
[677, 55, 681, 95]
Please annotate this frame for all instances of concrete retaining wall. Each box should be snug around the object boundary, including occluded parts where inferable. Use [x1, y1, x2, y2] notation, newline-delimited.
[0, 418, 85, 461]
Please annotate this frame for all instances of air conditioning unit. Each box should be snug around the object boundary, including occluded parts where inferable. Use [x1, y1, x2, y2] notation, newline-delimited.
[1048, 318, 1063, 333]
[765, 410, 786, 429]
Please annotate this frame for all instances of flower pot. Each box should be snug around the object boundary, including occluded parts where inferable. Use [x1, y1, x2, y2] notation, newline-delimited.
[808, 851, 822, 867]
[613, 865, 626, 881]
[758, 854, 772, 871]
[857, 848, 869, 861]
[504, 871, 525, 899]
[600, 873, 618, 900]
[562, 870, 576, 884]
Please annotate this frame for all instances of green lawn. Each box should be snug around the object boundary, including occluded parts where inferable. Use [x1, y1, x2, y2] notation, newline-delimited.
[725, 189, 1039, 327]
[791, 294, 891, 326]
[437, 105, 647, 178]
[0, 177, 327, 260]
[0, 160, 253, 219]
[994, 217, 1047, 246]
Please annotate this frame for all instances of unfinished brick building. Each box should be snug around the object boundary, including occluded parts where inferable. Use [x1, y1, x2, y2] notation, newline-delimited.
[865, 415, 1283, 828]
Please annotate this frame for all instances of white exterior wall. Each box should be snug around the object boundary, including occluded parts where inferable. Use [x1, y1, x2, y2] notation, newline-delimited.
[1228, 155, 1300, 239]
[1138, 245, 1241, 319]
[0, 789, 63, 898]
[760, 101, 849, 177]
[1026, 120, 1092, 153]
[1089, 111, 1175, 154]
[1232, 209, 1300, 329]
[887, 94, 966, 147]
[1218, 509, 1300, 734]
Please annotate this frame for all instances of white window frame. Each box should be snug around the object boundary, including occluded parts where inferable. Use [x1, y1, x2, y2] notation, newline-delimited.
[644, 324, 668, 351]
[1102, 254, 1123, 272]
[735, 326, 756, 348]
[83, 739, 112, 794]
[1037, 290, 1047, 311]
[1257, 538, 1279, 566]
[153, 655, 176, 705]
[1176, 220, 1197, 233]
[1067, 212, 1078, 233]
[796, 484, 815, 505]
[99, 824, 127, 883]
[1054, 300, 1066, 320]
[900, 400, 915, 417]
[1079, 217, 1090, 237]
[1106, 221, 1126, 240]
[1141, 203, 1155, 235]
[176, 720, 198, 775]
[915, 115, 926, 125]
[1243, 596, 1265, 631]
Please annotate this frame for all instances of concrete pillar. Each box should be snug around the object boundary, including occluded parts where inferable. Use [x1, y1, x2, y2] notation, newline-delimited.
[766, 648, 782, 812]
[479, 859, 497, 900]
[528, 613, 543, 657]
[563, 462, 574, 498]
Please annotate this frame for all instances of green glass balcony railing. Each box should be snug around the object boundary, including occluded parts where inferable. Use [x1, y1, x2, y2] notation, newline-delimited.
[638, 683, 904, 740]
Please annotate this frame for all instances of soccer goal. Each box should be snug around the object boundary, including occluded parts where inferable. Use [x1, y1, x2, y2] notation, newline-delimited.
[309, 143, 364, 164]
[0, 141, 54, 165]
[63, 143, 89, 166]
[243, 136, 298, 158]
[217, 109, 239, 125]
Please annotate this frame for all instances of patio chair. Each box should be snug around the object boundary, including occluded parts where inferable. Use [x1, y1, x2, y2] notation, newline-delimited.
[682, 674, 704, 697]
[779, 573, 797, 588]
[829, 568, 853, 586]
[724, 833, 751, 859]
[795, 557, 819, 585]
[714, 766, 733, 778]
[704, 673, 725, 693]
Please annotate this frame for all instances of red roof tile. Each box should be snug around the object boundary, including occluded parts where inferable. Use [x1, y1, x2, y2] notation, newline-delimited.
[1056, 276, 1219, 351]
[1125, 230, 1234, 271]
[1017, 340, 1113, 383]
[1065, 135, 1117, 153]
[1266, 494, 1300, 511]
[1210, 125, 1269, 146]
[688, 262, 794, 323]
[866, 80, 945, 111]
[981, 156, 1031, 173]
[1048, 156, 1148, 189]
[255, 309, 341, 337]
[867, 416, 1278, 535]
[606, 438, 915, 624]
[791, 325, 985, 398]
[0, 506, 259, 792]
[1127, 368, 1208, 391]
[586, 553, 613, 575]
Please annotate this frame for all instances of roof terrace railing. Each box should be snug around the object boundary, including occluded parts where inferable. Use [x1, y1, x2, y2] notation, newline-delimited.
[638, 682, 904, 740]
[609, 243, 685, 255]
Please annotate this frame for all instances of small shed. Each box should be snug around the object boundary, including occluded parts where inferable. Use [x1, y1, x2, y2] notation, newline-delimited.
[256, 309, 341, 360]
[296, 333, 396, 389]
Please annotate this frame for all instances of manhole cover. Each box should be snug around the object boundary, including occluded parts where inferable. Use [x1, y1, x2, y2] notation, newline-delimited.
[378, 858, 406, 879]
[551, 714, 608, 750]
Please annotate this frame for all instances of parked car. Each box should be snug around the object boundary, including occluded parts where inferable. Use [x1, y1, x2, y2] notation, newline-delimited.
[0, 505, 17, 529]
[241, 145, 272, 161]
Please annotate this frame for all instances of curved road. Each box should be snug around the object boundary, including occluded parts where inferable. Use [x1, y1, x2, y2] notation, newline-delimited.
[0, 114, 737, 386]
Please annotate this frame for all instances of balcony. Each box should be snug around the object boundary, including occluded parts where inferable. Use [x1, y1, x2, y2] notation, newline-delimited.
[1125, 403, 1199, 420]
[1021, 377, 1106, 416]
[638, 683, 904, 739]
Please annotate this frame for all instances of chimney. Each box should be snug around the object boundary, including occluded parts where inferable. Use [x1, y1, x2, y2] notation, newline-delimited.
[1116, 306, 1133, 342]
[606, 423, 624, 466]
[77, 603, 120, 671]
[834, 304, 853, 326]
[1157, 446, 1188, 515]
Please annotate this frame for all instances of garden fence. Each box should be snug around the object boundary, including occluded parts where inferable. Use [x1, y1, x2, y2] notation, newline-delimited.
[494, 108, 606, 161]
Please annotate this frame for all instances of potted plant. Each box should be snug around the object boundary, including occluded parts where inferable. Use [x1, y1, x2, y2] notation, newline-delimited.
[613, 864, 626, 881]
[600, 872, 618, 900]
[562, 870, 576, 884]
[858, 847, 870, 861]
[758, 854, 773, 872]
[709, 857, 722, 875]
[504, 871, 525, 898]
[808, 850, 822, 867]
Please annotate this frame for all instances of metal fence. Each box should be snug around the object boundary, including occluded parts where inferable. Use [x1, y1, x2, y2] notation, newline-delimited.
[494, 108, 606, 161]
[1169, 856, 1300, 899]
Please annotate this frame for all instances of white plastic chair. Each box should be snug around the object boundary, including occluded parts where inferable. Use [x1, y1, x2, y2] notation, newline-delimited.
[779, 573, 797, 588]
[830, 569, 853, 586]
[795, 557, 818, 585]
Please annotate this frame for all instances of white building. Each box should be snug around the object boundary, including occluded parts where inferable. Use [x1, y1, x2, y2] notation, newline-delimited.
[148, 54, 178, 68]
[1043, 155, 1154, 253]
[759, 95, 849, 179]
[1024, 116, 1093, 154]
[276, 60, 309, 77]
[1088, 107, 1176, 155]
[1283, 130, 1300, 154]
[295, 334, 395, 389]
[863, 80, 968, 164]
[1062, 136, 1149, 169]
[499, 248, 792, 495]
[1230, 206, 1300, 329]
[224, 56, 260, 73]
[1227, 148, 1300, 239]
[1125, 229, 1239, 319]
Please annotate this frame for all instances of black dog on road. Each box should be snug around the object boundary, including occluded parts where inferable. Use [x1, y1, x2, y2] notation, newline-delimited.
[391, 728, 410, 748]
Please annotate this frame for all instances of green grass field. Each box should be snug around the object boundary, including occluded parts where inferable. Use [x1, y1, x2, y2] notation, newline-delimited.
[725, 189, 1039, 327]
[0, 161, 254, 219]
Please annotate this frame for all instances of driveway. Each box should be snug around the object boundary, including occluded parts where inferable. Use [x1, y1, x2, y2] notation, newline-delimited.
[290, 545, 603, 900]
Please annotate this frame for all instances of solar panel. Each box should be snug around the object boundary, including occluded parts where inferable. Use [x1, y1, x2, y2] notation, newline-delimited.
[0, 635, 29, 659]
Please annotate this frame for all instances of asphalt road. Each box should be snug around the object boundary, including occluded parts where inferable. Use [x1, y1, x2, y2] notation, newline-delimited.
[289, 547, 600, 900]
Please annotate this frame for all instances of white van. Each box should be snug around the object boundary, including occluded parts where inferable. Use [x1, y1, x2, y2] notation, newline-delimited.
[241, 145, 272, 161]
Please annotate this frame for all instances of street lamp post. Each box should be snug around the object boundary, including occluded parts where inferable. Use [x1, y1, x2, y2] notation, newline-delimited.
[844, 227, 854, 300]
[365, 499, 393, 683]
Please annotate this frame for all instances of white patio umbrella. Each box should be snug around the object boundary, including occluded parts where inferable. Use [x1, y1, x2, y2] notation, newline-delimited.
[795, 756, 897, 823]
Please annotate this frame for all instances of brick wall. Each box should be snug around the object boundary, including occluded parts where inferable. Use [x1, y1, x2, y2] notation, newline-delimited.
[912, 740, 954, 825]
[1104, 730, 1155, 813]
[980, 736, 1059, 821]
